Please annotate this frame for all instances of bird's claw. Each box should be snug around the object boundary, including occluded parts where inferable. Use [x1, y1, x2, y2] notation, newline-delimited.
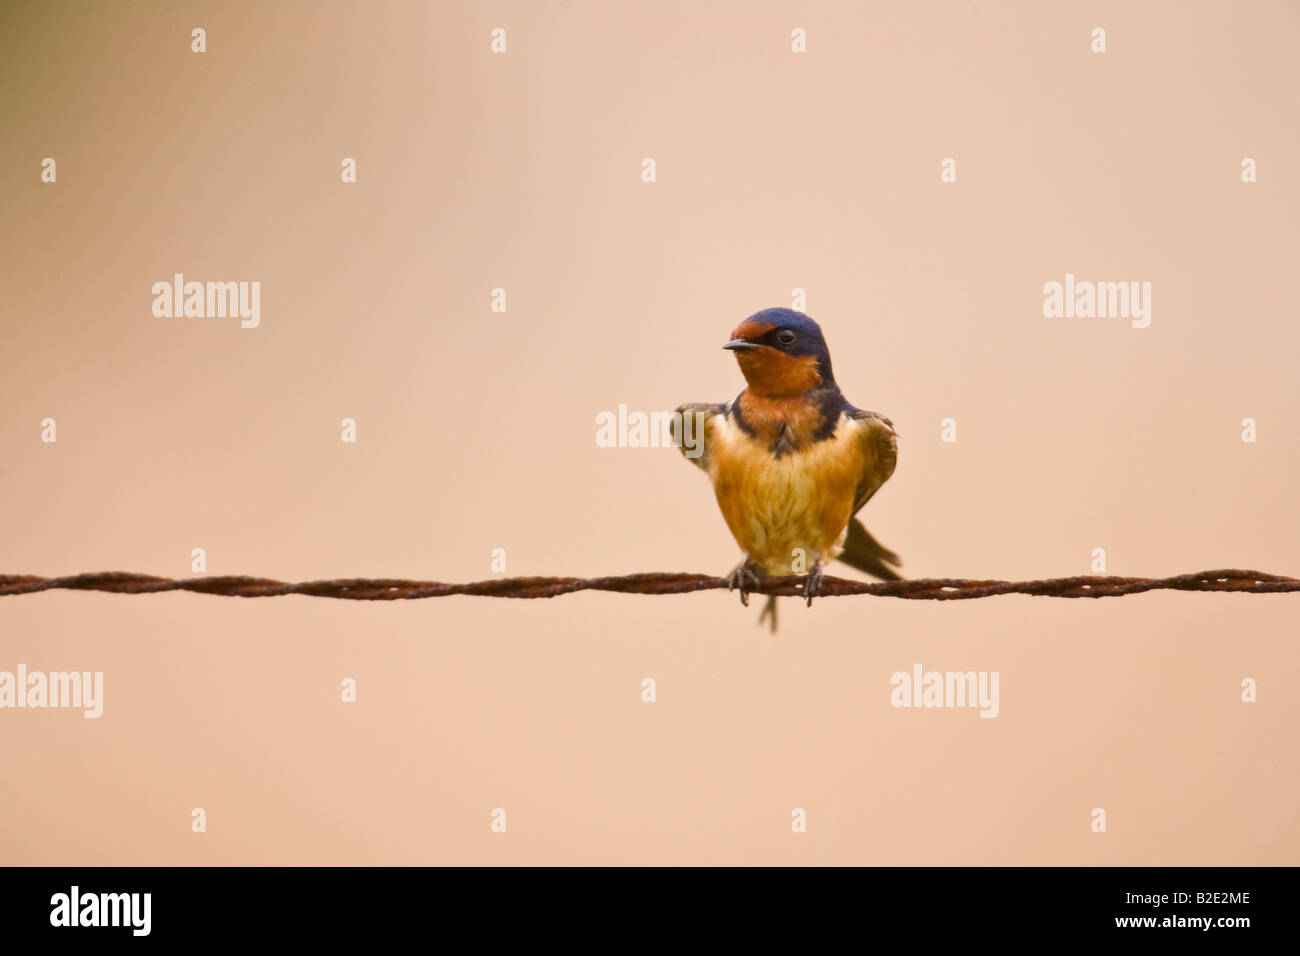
[802, 563, 825, 607]
[726, 562, 761, 607]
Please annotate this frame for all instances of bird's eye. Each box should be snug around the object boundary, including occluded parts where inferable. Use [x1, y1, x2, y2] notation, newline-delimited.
[775, 329, 797, 346]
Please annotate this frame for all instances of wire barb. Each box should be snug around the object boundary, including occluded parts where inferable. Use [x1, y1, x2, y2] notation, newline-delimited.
[0, 569, 1297, 601]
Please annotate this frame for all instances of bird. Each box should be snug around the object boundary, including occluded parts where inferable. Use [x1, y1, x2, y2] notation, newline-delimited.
[672, 308, 901, 629]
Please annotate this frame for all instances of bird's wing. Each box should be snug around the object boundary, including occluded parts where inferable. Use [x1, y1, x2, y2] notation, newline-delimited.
[835, 408, 902, 580]
[843, 408, 898, 516]
[671, 402, 727, 471]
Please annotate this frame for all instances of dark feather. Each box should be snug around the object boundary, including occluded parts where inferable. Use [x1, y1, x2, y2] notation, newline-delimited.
[836, 517, 903, 581]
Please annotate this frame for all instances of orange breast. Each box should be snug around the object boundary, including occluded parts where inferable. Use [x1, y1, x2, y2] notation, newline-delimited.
[708, 415, 864, 574]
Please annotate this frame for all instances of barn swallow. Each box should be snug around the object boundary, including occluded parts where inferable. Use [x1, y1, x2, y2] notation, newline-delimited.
[673, 308, 901, 627]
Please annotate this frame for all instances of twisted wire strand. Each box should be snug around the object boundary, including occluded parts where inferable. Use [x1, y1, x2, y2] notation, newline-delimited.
[0, 569, 1296, 601]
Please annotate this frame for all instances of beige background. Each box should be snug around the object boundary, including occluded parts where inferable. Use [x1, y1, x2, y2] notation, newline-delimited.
[1, 0, 1297, 864]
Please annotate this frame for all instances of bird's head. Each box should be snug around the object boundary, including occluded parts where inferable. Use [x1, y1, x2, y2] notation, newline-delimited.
[723, 308, 835, 398]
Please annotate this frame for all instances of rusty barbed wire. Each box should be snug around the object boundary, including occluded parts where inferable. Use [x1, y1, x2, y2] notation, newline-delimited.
[0, 569, 1297, 601]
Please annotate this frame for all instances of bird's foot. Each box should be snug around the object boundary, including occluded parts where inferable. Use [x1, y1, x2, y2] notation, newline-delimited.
[802, 562, 825, 607]
[726, 560, 762, 607]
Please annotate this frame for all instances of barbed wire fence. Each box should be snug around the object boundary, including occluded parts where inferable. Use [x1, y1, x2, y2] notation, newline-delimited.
[1, 569, 1296, 601]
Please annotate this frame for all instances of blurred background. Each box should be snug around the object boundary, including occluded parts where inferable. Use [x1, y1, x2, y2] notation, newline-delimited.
[1, 0, 1296, 864]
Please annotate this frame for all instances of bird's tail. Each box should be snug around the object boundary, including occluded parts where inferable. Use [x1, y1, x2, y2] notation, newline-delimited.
[835, 517, 903, 581]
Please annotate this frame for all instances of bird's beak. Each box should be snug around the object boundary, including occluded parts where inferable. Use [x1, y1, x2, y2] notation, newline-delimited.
[723, 338, 762, 351]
